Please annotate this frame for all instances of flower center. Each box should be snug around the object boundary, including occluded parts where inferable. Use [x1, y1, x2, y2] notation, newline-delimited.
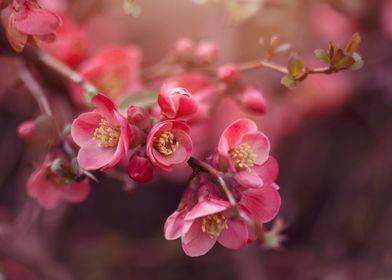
[94, 119, 120, 148]
[153, 131, 178, 155]
[201, 213, 228, 238]
[230, 142, 256, 170]
[46, 171, 70, 189]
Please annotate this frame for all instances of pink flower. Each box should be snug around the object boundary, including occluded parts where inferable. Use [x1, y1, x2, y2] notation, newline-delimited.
[71, 46, 143, 105]
[235, 86, 267, 114]
[165, 72, 216, 121]
[158, 85, 198, 120]
[1, 0, 62, 52]
[17, 119, 36, 141]
[218, 64, 239, 82]
[174, 37, 195, 59]
[71, 93, 131, 171]
[41, 14, 87, 67]
[128, 153, 153, 183]
[127, 105, 152, 131]
[218, 119, 271, 188]
[146, 120, 192, 171]
[194, 40, 218, 65]
[27, 157, 90, 209]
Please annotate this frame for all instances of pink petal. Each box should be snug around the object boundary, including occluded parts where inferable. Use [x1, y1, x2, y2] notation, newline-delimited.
[218, 119, 258, 156]
[15, 7, 61, 36]
[181, 219, 216, 257]
[91, 93, 117, 123]
[164, 210, 185, 240]
[235, 168, 263, 188]
[241, 132, 270, 165]
[158, 84, 176, 116]
[218, 219, 248, 249]
[253, 156, 279, 187]
[27, 168, 61, 209]
[77, 139, 116, 170]
[239, 185, 281, 223]
[185, 200, 230, 221]
[71, 112, 101, 146]
[61, 179, 90, 203]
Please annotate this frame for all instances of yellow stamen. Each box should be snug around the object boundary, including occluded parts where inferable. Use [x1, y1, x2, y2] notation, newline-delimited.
[230, 142, 256, 170]
[153, 131, 178, 155]
[201, 213, 228, 238]
[93, 119, 120, 148]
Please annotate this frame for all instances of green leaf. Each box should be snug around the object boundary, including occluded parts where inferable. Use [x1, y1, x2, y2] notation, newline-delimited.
[314, 48, 330, 64]
[280, 75, 297, 89]
[287, 54, 304, 78]
[345, 32, 361, 53]
[118, 89, 158, 110]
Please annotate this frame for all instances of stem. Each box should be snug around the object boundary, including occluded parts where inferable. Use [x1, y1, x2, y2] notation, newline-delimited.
[237, 59, 289, 75]
[19, 66, 52, 116]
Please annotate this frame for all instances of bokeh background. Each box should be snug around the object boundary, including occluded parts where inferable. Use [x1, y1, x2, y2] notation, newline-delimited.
[1, 0, 392, 279]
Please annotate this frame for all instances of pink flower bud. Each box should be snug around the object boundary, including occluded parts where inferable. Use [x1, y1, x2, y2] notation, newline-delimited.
[218, 64, 239, 81]
[238, 86, 267, 114]
[128, 154, 153, 183]
[158, 85, 198, 120]
[174, 37, 195, 58]
[127, 105, 152, 131]
[17, 120, 36, 141]
[194, 40, 218, 65]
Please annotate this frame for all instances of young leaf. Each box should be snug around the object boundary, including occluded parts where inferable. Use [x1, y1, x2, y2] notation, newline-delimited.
[345, 32, 361, 53]
[314, 49, 330, 64]
[287, 54, 304, 78]
[281, 75, 297, 89]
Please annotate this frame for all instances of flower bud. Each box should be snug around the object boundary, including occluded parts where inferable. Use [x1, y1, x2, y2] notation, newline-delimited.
[128, 154, 153, 183]
[238, 86, 267, 114]
[218, 64, 239, 82]
[127, 105, 152, 131]
[17, 120, 36, 141]
[194, 40, 218, 65]
[158, 85, 198, 120]
[175, 37, 195, 58]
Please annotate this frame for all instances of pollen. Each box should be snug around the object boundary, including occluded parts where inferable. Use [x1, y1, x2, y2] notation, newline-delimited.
[93, 119, 120, 148]
[230, 142, 256, 170]
[201, 213, 228, 238]
[153, 131, 178, 156]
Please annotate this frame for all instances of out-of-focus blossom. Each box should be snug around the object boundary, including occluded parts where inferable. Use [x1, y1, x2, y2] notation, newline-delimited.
[41, 14, 87, 67]
[381, 0, 392, 40]
[146, 120, 192, 171]
[128, 153, 153, 183]
[235, 86, 267, 114]
[71, 93, 131, 171]
[158, 85, 199, 120]
[307, 3, 356, 42]
[37, 0, 68, 13]
[218, 64, 239, 82]
[165, 72, 216, 121]
[71, 46, 143, 105]
[174, 37, 195, 59]
[218, 119, 270, 188]
[17, 119, 36, 141]
[194, 40, 218, 65]
[0, 0, 62, 52]
[27, 157, 90, 209]
[127, 105, 152, 131]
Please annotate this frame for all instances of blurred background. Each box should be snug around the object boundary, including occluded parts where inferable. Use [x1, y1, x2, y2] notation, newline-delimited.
[1, 0, 392, 279]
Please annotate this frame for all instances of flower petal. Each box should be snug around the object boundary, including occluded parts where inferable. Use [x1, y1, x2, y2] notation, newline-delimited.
[77, 139, 116, 170]
[15, 6, 61, 36]
[218, 219, 248, 249]
[164, 210, 185, 240]
[185, 200, 230, 221]
[61, 179, 90, 203]
[71, 112, 101, 146]
[241, 131, 270, 165]
[181, 219, 216, 257]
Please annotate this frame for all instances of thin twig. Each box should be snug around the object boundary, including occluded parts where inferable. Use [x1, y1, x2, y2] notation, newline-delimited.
[19, 66, 52, 116]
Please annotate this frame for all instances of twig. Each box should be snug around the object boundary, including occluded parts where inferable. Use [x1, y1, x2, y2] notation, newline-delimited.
[237, 59, 289, 75]
[19, 65, 52, 116]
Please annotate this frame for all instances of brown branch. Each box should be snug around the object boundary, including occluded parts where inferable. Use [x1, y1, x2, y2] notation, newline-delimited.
[19, 65, 53, 116]
[237, 59, 289, 75]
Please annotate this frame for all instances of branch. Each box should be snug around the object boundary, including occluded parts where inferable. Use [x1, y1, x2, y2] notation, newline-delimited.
[19, 65, 52, 116]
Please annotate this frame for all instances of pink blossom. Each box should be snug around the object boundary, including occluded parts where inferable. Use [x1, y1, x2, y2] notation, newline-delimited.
[174, 37, 195, 59]
[194, 40, 218, 65]
[158, 85, 199, 120]
[235, 86, 267, 114]
[218, 64, 239, 82]
[218, 119, 271, 188]
[1, 0, 62, 52]
[128, 153, 153, 183]
[165, 72, 216, 121]
[71, 93, 131, 171]
[27, 157, 90, 209]
[127, 105, 152, 131]
[41, 14, 87, 67]
[71, 46, 143, 105]
[146, 120, 192, 171]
